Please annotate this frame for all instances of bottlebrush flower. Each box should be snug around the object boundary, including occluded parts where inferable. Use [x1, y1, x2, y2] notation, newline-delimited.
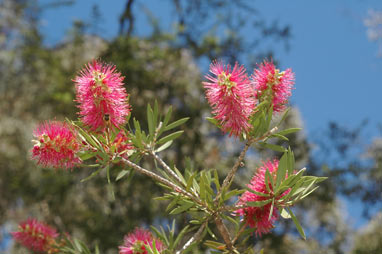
[11, 218, 58, 253]
[251, 60, 295, 112]
[203, 60, 256, 137]
[32, 121, 82, 169]
[119, 228, 164, 254]
[74, 60, 130, 131]
[235, 160, 284, 236]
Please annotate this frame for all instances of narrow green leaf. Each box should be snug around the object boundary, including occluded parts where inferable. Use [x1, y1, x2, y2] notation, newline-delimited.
[147, 104, 155, 137]
[173, 166, 186, 185]
[265, 169, 274, 192]
[78, 151, 96, 161]
[206, 117, 220, 127]
[277, 128, 302, 136]
[259, 142, 287, 153]
[206, 225, 217, 240]
[116, 169, 130, 181]
[106, 164, 111, 184]
[280, 208, 291, 219]
[270, 133, 289, 141]
[166, 196, 180, 212]
[163, 106, 173, 127]
[164, 117, 190, 131]
[287, 207, 306, 240]
[186, 172, 197, 192]
[268, 198, 275, 221]
[222, 189, 245, 201]
[170, 200, 194, 214]
[174, 225, 190, 249]
[153, 100, 159, 128]
[80, 167, 103, 182]
[155, 140, 173, 153]
[247, 199, 272, 207]
[213, 169, 220, 190]
[157, 131, 184, 145]
[245, 187, 270, 198]
[276, 107, 290, 127]
[275, 152, 288, 189]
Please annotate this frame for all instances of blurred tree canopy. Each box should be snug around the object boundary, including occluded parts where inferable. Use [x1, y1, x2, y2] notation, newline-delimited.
[0, 0, 380, 253]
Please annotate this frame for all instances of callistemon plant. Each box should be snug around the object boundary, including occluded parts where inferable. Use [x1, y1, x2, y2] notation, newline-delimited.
[14, 59, 326, 253]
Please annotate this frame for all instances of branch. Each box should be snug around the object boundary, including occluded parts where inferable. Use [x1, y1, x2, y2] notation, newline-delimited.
[148, 150, 186, 189]
[215, 126, 279, 203]
[121, 157, 206, 209]
[214, 216, 235, 252]
[119, 0, 135, 36]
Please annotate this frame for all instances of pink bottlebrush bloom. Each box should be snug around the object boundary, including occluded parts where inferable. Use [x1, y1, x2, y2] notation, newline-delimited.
[203, 60, 256, 137]
[119, 228, 164, 254]
[74, 60, 131, 131]
[236, 160, 283, 236]
[32, 121, 82, 169]
[11, 218, 59, 252]
[251, 60, 295, 112]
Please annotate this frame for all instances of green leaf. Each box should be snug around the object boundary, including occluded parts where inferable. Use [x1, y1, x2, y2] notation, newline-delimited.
[164, 117, 190, 131]
[276, 107, 290, 127]
[80, 167, 103, 182]
[270, 133, 289, 141]
[174, 225, 190, 250]
[287, 207, 306, 240]
[186, 172, 197, 192]
[247, 199, 272, 207]
[213, 169, 220, 190]
[147, 104, 155, 137]
[222, 189, 245, 201]
[259, 142, 287, 153]
[275, 152, 288, 189]
[280, 208, 291, 219]
[206, 225, 217, 239]
[244, 187, 270, 198]
[157, 131, 184, 145]
[268, 198, 275, 221]
[155, 140, 173, 152]
[277, 128, 302, 136]
[163, 106, 173, 127]
[265, 169, 274, 192]
[116, 169, 130, 181]
[287, 147, 295, 176]
[78, 151, 96, 161]
[170, 200, 194, 214]
[204, 240, 226, 250]
[206, 117, 220, 127]
[106, 164, 111, 184]
[173, 166, 186, 185]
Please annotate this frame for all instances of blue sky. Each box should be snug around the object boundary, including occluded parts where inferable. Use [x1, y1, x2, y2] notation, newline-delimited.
[40, 0, 382, 143]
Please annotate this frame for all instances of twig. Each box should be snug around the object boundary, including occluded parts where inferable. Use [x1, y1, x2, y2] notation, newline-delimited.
[215, 126, 279, 203]
[121, 158, 207, 210]
[214, 215, 235, 252]
[232, 222, 247, 245]
[149, 150, 186, 189]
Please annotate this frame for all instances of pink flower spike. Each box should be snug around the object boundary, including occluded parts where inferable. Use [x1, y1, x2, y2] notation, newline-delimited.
[74, 60, 131, 131]
[251, 60, 295, 112]
[119, 228, 165, 254]
[31, 121, 82, 169]
[235, 160, 288, 236]
[11, 218, 58, 252]
[203, 60, 256, 137]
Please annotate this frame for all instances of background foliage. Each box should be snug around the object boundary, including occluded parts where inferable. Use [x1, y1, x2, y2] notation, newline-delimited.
[0, 0, 380, 253]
